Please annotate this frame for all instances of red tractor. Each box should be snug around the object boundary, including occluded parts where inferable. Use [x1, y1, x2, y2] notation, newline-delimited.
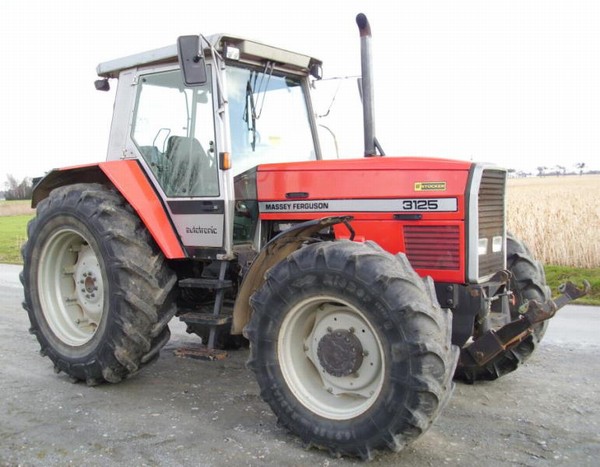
[21, 14, 587, 459]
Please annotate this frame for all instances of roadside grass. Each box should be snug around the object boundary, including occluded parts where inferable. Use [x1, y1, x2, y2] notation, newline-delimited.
[0, 215, 31, 264]
[545, 265, 600, 306]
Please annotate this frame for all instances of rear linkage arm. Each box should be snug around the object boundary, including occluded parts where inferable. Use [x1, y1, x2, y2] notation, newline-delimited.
[460, 280, 591, 369]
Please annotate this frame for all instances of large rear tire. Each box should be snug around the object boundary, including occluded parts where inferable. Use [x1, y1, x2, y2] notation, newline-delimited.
[245, 241, 458, 459]
[455, 233, 551, 382]
[21, 183, 177, 385]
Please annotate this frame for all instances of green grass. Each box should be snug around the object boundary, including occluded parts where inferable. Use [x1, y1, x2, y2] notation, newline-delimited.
[545, 265, 600, 306]
[0, 213, 598, 306]
[0, 215, 33, 264]
[0, 215, 32, 264]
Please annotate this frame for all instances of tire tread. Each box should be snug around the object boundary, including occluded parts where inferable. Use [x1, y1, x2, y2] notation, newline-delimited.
[246, 240, 457, 458]
[21, 183, 176, 384]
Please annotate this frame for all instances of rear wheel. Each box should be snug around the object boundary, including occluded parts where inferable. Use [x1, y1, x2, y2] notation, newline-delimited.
[455, 234, 550, 382]
[246, 241, 457, 459]
[21, 183, 177, 384]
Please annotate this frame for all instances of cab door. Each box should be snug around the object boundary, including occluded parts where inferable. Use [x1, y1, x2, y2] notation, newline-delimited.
[129, 64, 234, 259]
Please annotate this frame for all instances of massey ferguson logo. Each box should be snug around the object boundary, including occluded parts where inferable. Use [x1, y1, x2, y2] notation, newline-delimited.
[264, 202, 330, 211]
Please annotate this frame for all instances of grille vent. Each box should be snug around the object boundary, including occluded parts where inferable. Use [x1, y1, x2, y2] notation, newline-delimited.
[478, 170, 506, 277]
[404, 225, 460, 270]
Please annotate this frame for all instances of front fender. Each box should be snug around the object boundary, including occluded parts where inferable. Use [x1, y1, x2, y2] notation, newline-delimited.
[231, 216, 353, 334]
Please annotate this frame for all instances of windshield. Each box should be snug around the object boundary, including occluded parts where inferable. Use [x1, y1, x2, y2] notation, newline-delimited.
[226, 65, 316, 175]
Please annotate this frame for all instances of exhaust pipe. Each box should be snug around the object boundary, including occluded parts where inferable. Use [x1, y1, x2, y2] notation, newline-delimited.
[356, 13, 383, 157]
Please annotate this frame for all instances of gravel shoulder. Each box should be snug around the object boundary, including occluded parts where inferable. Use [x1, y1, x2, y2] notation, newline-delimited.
[1, 264, 598, 466]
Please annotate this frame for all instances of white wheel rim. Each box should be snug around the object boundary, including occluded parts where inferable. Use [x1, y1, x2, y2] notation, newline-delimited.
[278, 296, 385, 420]
[38, 228, 105, 346]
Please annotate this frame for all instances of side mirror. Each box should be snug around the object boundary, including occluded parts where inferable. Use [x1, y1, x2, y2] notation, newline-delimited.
[177, 35, 208, 86]
[310, 63, 323, 80]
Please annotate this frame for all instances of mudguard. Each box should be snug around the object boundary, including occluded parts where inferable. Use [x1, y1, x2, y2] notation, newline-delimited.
[32, 160, 185, 259]
[231, 216, 353, 334]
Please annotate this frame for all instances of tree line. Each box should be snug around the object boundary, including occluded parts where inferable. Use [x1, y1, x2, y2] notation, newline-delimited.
[536, 162, 586, 177]
[2, 175, 34, 200]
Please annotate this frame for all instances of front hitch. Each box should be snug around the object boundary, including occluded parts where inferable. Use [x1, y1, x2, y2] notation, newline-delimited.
[460, 281, 591, 369]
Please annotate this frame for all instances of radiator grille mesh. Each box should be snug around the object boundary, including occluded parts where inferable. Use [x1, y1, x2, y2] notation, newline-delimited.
[404, 225, 460, 270]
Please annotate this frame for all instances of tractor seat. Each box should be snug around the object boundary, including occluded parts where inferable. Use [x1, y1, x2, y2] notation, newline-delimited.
[164, 136, 218, 197]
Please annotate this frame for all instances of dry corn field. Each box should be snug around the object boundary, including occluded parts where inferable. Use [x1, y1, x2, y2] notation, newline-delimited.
[507, 174, 600, 268]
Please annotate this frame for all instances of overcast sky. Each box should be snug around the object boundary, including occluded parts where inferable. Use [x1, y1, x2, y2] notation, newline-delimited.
[1, 0, 598, 185]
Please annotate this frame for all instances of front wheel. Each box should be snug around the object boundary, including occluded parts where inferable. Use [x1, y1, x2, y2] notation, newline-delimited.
[455, 233, 551, 382]
[245, 241, 458, 459]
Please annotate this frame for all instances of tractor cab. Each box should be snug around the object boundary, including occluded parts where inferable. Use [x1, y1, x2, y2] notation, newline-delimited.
[96, 34, 323, 258]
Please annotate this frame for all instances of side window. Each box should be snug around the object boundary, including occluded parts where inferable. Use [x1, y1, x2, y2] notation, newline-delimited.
[132, 68, 219, 197]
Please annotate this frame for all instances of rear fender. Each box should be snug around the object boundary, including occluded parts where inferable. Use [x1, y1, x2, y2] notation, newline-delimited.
[231, 216, 353, 334]
[32, 160, 186, 259]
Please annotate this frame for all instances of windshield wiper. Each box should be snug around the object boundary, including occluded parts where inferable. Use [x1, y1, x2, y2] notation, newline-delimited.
[243, 63, 275, 151]
[244, 79, 257, 151]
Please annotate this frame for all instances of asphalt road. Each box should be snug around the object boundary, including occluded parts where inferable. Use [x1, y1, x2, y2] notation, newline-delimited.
[1, 263, 599, 466]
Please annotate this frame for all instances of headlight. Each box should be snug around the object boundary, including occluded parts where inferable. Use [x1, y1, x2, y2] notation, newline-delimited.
[478, 238, 488, 255]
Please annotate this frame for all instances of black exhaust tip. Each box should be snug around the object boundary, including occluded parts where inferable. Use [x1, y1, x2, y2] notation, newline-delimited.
[356, 13, 371, 37]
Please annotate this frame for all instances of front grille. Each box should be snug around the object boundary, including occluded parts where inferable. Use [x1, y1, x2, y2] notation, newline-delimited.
[404, 225, 460, 270]
[478, 169, 506, 277]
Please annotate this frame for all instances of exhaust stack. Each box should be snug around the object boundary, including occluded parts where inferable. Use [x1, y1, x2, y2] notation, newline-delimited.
[356, 13, 382, 157]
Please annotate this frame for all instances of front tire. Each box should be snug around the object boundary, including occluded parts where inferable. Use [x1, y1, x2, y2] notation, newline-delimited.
[455, 233, 551, 382]
[21, 183, 177, 385]
[245, 241, 457, 459]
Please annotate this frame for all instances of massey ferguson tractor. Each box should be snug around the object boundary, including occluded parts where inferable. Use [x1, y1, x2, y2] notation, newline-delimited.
[21, 14, 588, 459]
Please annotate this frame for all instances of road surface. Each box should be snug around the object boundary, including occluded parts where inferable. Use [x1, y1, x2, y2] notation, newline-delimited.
[1, 263, 598, 466]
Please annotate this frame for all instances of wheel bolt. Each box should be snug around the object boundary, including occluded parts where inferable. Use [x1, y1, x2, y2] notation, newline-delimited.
[326, 327, 332, 333]
[349, 327, 355, 333]
[363, 350, 369, 357]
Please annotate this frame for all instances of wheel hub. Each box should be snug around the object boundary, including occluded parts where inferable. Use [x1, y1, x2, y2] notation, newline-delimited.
[317, 329, 363, 377]
[38, 229, 104, 347]
[74, 247, 103, 310]
[278, 297, 385, 420]
[84, 275, 96, 294]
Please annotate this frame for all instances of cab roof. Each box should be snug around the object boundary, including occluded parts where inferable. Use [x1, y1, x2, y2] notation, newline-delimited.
[96, 34, 322, 79]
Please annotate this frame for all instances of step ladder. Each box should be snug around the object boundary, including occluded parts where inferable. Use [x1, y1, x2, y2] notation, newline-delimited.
[177, 261, 233, 352]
